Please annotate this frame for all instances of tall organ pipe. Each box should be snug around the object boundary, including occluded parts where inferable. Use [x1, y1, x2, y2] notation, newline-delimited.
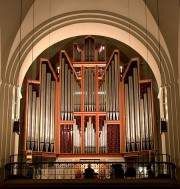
[67, 68, 71, 120]
[108, 65, 112, 120]
[50, 80, 55, 152]
[71, 73, 73, 120]
[45, 73, 51, 152]
[129, 76, 135, 151]
[114, 54, 119, 120]
[84, 69, 88, 111]
[61, 58, 65, 120]
[111, 60, 116, 120]
[27, 84, 32, 150]
[40, 63, 46, 151]
[133, 67, 141, 151]
[147, 87, 153, 149]
[125, 83, 131, 152]
[31, 90, 36, 150]
[106, 70, 109, 119]
[143, 93, 149, 149]
[64, 63, 68, 120]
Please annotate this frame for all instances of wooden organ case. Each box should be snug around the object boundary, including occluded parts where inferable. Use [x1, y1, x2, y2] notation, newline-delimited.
[24, 36, 156, 159]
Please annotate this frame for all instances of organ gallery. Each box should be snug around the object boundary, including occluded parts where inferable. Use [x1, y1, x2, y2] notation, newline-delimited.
[24, 36, 156, 159]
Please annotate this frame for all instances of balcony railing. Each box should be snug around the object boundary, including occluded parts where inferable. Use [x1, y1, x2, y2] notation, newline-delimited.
[4, 161, 176, 180]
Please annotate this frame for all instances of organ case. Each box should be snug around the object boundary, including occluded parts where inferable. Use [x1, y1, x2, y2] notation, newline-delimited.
[24, 36, 156, 157]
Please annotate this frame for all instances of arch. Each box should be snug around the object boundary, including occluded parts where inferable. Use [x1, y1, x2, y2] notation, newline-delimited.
[5, 10, 175, 91]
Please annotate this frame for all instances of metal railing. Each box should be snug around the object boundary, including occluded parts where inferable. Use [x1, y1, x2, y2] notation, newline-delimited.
[4, 161, 176, 180]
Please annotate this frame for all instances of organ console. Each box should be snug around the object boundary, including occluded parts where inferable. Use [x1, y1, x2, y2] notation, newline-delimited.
[24, 36, 156, 158]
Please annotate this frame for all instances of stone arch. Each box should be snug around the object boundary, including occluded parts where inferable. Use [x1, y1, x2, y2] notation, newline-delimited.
[4, 10, 175, 90]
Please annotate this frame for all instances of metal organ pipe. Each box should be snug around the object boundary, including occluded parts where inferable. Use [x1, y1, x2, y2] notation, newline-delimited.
[112, 60, 116, 120]
[40, 63, 46, 151]
[147, 87, 153, 149]
[84, 69, 88, 111]
[140, 98, 145, 150]
[109, 65, 112, 120]
[128, 76, 135, 151]
[114, 54, 119, 120]
[92, 69, 95, 111]
[124, 62, 154, 152]
[61, 58, 65, 120]
[73, 120, 81, 153]
[31, 90, 36, 151]
[27, 84, 32, 150]
[98, 81, 106, 112]
[67, 68, 71, 120]
[45, 73, 51, 152]
[74, 80, 81, 112]
[143, 92, 149, 149]
[35, 96, 40, 151]
[125, 83, 131, 152]
[71, 73, 74, 120]
[50, 80, 55, 152]
[26, 62, 56, 152]
[133, 67, 141, 151]
[64, 63, 68, 120]
[105, 54, 119, 120]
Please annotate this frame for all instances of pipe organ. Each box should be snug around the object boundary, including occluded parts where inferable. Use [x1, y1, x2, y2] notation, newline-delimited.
[123, 60, 155, 152]
[24, 36, 156, 158]
[25, 60, 57, 152]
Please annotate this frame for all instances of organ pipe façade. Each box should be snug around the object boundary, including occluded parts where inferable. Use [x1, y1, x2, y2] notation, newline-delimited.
[24, 36, 156, 157]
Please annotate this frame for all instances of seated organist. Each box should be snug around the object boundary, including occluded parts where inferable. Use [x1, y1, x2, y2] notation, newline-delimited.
[84, 164, 95, 179]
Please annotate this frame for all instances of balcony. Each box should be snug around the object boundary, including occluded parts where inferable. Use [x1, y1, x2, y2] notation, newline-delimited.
[2, 154, 178, 189]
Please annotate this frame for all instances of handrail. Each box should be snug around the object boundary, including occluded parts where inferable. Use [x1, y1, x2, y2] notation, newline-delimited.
[4, 161, 176, 180]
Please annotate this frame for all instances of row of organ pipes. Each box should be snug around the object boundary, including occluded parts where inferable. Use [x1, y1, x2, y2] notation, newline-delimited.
[61, 58, 74, 121]
[106, 53, 119, 120]
[124, 61, 154, 152]
[25, 37, 155, 155]
[72, 117, 107, 153]
[84, 68, 96, 112]
[26, 62, 56, 152]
